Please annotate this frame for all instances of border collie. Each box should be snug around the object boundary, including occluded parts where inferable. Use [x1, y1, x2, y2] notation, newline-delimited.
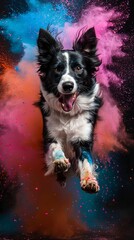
[37, 27, 102, 193]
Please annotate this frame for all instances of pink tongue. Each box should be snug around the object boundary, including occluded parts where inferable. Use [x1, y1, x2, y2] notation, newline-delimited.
[59, 94, 75, 112]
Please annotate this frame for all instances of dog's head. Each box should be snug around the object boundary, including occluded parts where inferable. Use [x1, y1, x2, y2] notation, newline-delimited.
[37, 27, 101, 114]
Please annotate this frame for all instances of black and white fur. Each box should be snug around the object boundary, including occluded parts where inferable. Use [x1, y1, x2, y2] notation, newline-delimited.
[37, 27, 102, 193]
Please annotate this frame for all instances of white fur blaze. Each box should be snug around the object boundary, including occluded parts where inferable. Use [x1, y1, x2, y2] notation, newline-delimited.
[57, 52, 77, 94]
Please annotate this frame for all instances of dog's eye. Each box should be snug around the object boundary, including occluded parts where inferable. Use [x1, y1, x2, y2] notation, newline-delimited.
[54, 65, 64, 74]
[74, 66, 83, 74]
[55, 68, 61, 74]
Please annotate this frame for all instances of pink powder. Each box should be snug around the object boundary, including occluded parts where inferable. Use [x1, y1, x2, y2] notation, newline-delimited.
[62, 6, 127, 86]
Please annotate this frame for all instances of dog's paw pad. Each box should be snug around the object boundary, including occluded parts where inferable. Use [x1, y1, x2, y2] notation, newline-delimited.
[54, 159, 70, 173]
[81, 177, 100, 194]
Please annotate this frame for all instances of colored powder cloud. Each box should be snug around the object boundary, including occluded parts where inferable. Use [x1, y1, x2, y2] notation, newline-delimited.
[61, 5, 129, 157]
[62, 5, 127, 86]
[0, 0, 130, 237]
[0, 62, 84, 237]
[0, 0, 72, 54]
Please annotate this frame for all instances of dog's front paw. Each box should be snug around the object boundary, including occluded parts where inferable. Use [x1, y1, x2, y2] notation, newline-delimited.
[80, 176, 100, 194]
[52, 149, 70, 173]
[53, 159, 70, 174]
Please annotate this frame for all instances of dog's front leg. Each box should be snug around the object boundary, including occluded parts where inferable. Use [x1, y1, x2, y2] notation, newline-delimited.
[73, 142, 100, 193]
[78, 155, 100, 194]
[45, 143, 71, 176]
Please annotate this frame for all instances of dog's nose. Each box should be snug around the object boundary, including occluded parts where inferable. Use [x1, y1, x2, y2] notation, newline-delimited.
[62, 81, 74, 93]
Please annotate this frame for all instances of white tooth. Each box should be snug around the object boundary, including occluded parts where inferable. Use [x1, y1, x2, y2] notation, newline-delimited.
[62, 103, 64, 107]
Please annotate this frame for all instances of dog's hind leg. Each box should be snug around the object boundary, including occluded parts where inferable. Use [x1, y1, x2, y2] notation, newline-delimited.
[56, 172, 66, 187]
[45, 143, 71, 176]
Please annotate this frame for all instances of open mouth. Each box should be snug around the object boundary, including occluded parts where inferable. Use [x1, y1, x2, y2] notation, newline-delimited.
[58, 92, 77, 112]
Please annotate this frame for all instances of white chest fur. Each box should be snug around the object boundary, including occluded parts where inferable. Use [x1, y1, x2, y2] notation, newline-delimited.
[45, 108, 92, 159]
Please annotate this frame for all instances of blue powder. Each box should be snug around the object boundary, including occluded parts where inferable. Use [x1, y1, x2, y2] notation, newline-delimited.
[53, 150, 65, 160]
[0, 0, 72, 55]
[81, 150, 93, 165]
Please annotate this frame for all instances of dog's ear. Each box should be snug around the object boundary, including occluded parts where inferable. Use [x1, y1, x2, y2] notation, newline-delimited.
[37, 28, 60, 54]
[73, 27, 101, 69]
[73, 27, 97, 53]
[37, 29, 61, 71]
